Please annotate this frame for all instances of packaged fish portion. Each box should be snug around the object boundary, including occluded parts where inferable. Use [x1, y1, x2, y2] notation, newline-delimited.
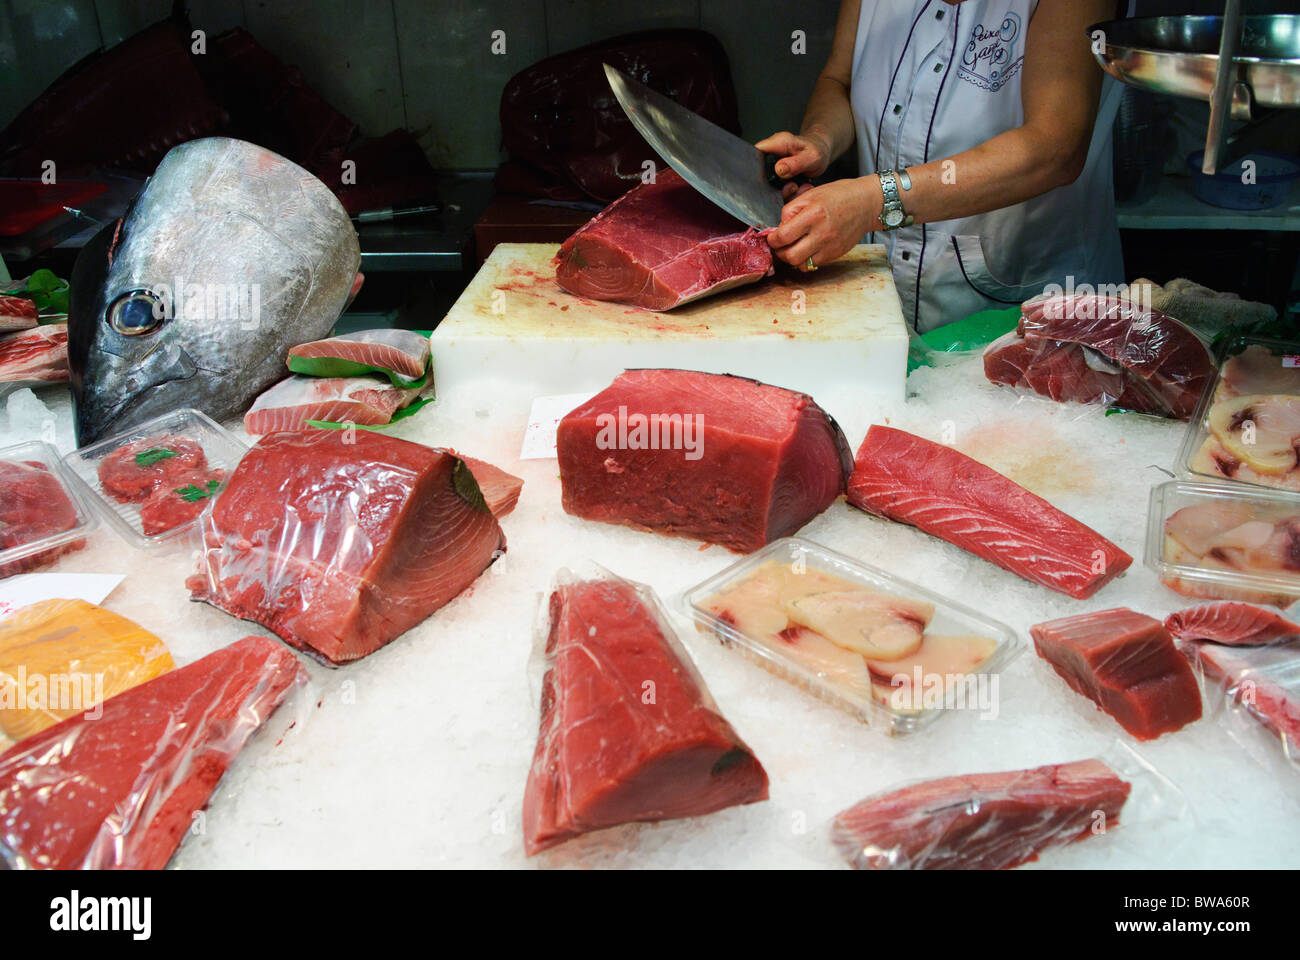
[0, 598, 174, 744]
[0, 441, 95, 580]
[1178, 338, 1300, 491]
[288, 328, 432, 386]
[524, 566, 768, 855]
[1165, 601, 1300, 646]
[1184, 640, 1300, 774]
[681, 538, 1021, 736]
[243, 374, 426, 433]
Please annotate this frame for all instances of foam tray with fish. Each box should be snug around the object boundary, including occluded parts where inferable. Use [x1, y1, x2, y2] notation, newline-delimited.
[680, 537, 1024, 736]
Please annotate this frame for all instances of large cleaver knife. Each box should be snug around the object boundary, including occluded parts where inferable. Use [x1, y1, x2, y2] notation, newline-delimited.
[603, 63, 794, 229]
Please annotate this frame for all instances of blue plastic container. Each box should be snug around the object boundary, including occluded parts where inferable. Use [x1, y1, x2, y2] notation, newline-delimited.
[1187, 150, 1300, 210]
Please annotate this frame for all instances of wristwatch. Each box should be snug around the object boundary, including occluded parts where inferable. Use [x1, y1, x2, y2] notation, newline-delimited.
[878, 169, 913, 230]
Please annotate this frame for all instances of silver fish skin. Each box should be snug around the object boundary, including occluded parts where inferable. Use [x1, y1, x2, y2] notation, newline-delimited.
[69, 137, 360, 445]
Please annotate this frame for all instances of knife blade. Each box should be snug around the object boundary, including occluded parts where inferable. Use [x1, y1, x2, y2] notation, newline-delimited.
[603, 63, 787, 229]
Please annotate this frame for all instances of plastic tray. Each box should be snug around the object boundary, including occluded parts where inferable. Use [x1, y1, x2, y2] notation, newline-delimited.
[679, 537, 1024, 736]
[1176, 335, 1300, 492]
[61, 409, 247, 548]
[0, 440, 98, 578]
[1146, 479, 1300, 604]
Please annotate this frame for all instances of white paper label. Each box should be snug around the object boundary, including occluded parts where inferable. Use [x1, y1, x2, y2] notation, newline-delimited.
[0, 572, 125, 620]
[520, 393, 595, 460]
[1282, 356, 1300, 368]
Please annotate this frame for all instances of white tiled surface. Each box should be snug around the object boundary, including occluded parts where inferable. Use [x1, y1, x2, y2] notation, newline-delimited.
[1, 0, 838, 169]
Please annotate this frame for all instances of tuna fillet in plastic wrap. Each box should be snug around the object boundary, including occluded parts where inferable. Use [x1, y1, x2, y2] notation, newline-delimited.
[832, 759, 1132, 870]
[188, 430, 505, 664]
[0, 457, 86, 578]
[1186, 640, 1300, 770]
[558, 369, 852, 553]
[0, 636, 304, 869]
[1165, 602, 1300, 646]
[983, 295, 1213, 419]
[523, 570, 768, 855]
[1031, 608, 1202, 741]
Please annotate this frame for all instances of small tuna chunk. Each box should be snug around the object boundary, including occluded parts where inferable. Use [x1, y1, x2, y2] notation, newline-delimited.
[448, 453, 523, 519]
[523, 575, 768, 855]
[0, 459, 85, 578]
[1165, 602, 1300, 646]
[288, 328, 430, 381]
[832, 759, 1132, 870]
[244, 375, 423, 433]
[1031, 608, 1202, 740]
[96, 435, 207, 503]
[188, 431, 504, 664]
[139, 469, 227, 536]
[558, 369, 853, 553]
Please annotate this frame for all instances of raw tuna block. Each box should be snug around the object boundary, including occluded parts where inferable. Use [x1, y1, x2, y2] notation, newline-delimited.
[0, 598, 174, 743]
[0, 635, 303, 869]
[847, 426, 1132, 599]
[523, 574, 769, 855]
[1031, 608, 1202, 740]
[982, 295, 1213, 419]
[555, 168, 773, 311]
[243, 374, 423, 433]
[288, 328, 431, 383]
[0, 458, 85, 578]
[0, 323, 68, 385]
[558, 369, 853, 553]
[188, 430, 504, 664]
[452, 453, 523, 519]
[832, 759, 1131, 870]
[96, 434, 208, 502]
[1165, 602, 1300, 646]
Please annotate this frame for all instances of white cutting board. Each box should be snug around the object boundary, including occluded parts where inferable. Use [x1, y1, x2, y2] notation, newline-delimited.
[430, 243, 908, 445]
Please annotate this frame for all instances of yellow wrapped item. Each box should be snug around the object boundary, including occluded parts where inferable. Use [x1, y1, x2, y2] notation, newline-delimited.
[0, 598, 174, 744]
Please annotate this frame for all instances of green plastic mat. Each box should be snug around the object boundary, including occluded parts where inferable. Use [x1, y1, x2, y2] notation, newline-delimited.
[907, 306, 1021, 373]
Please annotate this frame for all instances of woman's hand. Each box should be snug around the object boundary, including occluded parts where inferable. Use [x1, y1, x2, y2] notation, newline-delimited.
[766, 177, 880, 270]
[755, 130, 832, 199]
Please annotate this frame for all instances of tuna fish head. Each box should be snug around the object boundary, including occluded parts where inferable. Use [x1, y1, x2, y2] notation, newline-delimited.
[69, 138, 361, 446]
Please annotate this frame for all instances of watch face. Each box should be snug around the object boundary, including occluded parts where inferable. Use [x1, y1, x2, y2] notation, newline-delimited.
[884, 208, 904, 228]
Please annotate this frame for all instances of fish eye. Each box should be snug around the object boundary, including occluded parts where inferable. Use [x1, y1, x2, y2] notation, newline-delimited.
[107, 290, 166, 336]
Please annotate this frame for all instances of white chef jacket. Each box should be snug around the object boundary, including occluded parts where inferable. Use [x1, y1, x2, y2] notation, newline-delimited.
[850, 0, 1126, 332]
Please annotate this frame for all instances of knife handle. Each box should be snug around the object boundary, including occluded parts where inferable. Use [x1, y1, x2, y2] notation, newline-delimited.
[764, 152, 811, 190]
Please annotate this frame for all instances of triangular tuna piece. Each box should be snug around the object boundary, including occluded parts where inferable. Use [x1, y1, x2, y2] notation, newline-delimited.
[523, 573, 768, 855]
[288, 328, 431, 383]
[244, 374, 423, 433]
[0, 635, 303, 869]
[448, 452, 523, 519]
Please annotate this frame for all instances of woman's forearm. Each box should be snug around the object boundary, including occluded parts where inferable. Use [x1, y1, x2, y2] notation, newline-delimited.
[799, 76, 856, 165]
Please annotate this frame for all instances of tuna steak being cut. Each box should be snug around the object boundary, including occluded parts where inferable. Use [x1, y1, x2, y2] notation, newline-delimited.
[1165, 602, 1300, 646]
[558, 369, 853, 553]
[1031, 608, 1202, 740]
[1187, 641, 1300, 764]
[243, 375, 424, 433]
[983, 295, 1213, 419]
[523, 572, 769, 855]
[0, 459, 85, 578]
[847, 426, 1131, 599]
[188, 430, 504, 664]
[288, 328, 431, 384]
[0, 324, 68, 387]
[0, 635, 304, 869]
[554, 169, 774, 311]
[0, 295, 38, 331]
[832, 759, 1131, 870]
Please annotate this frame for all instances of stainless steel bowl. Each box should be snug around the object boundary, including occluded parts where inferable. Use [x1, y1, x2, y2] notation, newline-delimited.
[1091, 15, 1300, 117]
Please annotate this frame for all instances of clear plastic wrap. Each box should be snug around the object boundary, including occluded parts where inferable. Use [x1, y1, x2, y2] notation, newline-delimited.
[0, 440, 97, 579]
[187, 429, 505, 665]
[0, 598, 175, 748]
[1030, 608, 1202, 741]
[523, 564, 768, 856]
[1184, 638, 1300, 775]
[831, 742, 1187, 870]
[1176, 336, 1300, 492]
[60, 408, 246, 547]
[981, 293, 1215, 420]
[0, 635, 309, 869]
[680, 537, 1023, 736]
[1146, 479, 1300, 605]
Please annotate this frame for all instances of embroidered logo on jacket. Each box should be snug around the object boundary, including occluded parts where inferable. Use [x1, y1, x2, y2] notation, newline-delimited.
[958, 12, 1023, 92]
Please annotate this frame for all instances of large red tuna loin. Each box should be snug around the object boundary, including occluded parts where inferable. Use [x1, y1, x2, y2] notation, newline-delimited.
[0, 323, 68, 385]
[523, 574, 768, 855]
[558, 369, 853, 553]
[554, 169, 773, 311]
[983, 295, 1213, 419]
[187, 430, 504, 664]
[0, 636, 303, 869]
[1031, 608, 1202, 740]
[832, 759, 1131, 870]
[0, 459, 85, 578]
[847, 426, 1131, 599]
[1165, 602, 1300, 646]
